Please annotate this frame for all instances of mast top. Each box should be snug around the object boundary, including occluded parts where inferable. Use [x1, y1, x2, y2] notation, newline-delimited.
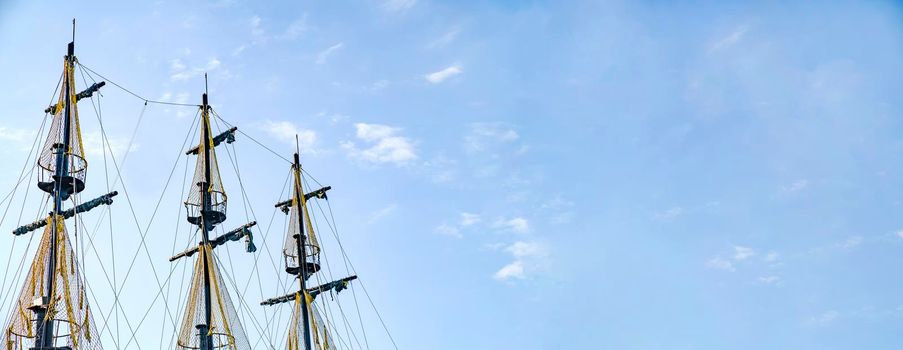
[68, 18, 75, 56]
[202, 73, 209, 107]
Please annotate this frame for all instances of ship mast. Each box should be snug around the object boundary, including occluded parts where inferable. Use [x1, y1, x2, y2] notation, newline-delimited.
[260, 150, 355, 350]
[172, 74, 256, 350]
[292, 152, 313, 350]
[32, 21, 78, 350]
[4, 19, 116, 350]
[197, 75, 215, 350]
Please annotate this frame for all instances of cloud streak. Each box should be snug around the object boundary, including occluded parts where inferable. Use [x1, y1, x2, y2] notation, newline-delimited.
[424, 65, 462, 84]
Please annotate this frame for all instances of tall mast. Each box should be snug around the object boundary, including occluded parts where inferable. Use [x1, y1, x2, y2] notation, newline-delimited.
[292, 153, 313, 350]
[197, 74, 214, 350]
[34, 19, 76, 348]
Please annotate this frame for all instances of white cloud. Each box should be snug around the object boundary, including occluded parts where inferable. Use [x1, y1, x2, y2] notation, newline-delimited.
[250, 15, 263, 36]
[896, 230, 903, 240]
[171, 57, 224, 82]
[316, 43, 344, 64]
[435, 224, 461, 238]
[505, 241, 547, 259]
[342, 123, 417, 166]
[464, 122, 519, 153]
[81, 131, 138, 158]
[709, 24, 749, 53]
[493, 241, 549, 281]
[764, 251, 780, 262]
[805, 310, 839, 327]
[460, 212, 480, 227]
[281, 14, 308, 39]
[170, 59, 186, 71]
[0, 126, 35, 144]
[838, 236, 862, 249]
[259, 120, 316, 150]
[368, 204, 397, 223]
[654, 206, 684, 221]
[424, 65, 462, 84]
[706, 256, 735, 272]
[427, 27, 460, 49]
[493, 217, 529, 233]
[494, 260, 525, 280]
[782, 179, 809, 193]
[733, 246, 755, 261]
[758, 276, 780, 285]
[382, 0, 416, 12]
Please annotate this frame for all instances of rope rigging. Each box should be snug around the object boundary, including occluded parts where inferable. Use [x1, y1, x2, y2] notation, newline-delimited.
[3, 53, 401, 350]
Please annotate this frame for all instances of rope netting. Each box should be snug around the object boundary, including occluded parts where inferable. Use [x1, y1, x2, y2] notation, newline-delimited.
[2, 219, 102, 350]
[282, 170, 321, 268]
[175, 246, 249, 350]
[38, 59, 87, 191]
[285, 294, 337, 350]
[185, 110, 227, 227]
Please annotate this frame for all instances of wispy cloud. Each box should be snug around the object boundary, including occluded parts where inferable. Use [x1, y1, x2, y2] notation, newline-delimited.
[706, 256, 735, 272]
[493, 217, 529, 233]
[316, 42, 344, 64]
[170, 57, 224, 82]
[464, 122, 519, 153]
[258, 120, 316, 150]
[434, 224, 461, 238]
[758, 276, 781, 285]
[0, 126, 35, 147]
[709, 24, 749, 53]
[782, 179, 809, 193]
[368, 204, 397, 223]
[81, 131, 138, 158]
[654, 206, 684, 221]
[281, 14, 308, 40]
[838, 235, 862, 249]
[805, 310, 839, 327]
[427, 27, 460, 49]
[341, 123, 417, 166]
[460, 212, 481, 227]
[424, 64, 462, 84]
[250, 15, 264, 36]
[494, 260, 525, 280]
[733, 246, 755, 261]
[494, 241, 548, 281]
[382, 0, 417, 13]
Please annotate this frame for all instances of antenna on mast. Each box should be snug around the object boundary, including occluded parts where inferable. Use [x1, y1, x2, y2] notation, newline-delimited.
[71, 18, 75, 43]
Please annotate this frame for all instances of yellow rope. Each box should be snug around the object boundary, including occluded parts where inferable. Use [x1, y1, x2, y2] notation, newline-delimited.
[304, 292, 323, 350]
[56, 223, 78, 349]
[204, 245, 236, 350]
[83, 306, 91, 342]
[16, 302, 30, 338]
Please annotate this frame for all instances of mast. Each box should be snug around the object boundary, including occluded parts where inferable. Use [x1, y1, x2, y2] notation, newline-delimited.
[5, 19, 116, 350]
[34, 20, 76, 349]
[197, 75, 214, 350]
[292, 153, 313, 350]
[260, 152, 355, 350]
[173, 74, 256, 350]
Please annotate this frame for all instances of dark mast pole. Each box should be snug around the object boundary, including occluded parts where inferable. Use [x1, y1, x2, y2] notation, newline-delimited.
[35, 19, 76, 348]
[292, 153, 313, 350]
[196, 73, 214, 350]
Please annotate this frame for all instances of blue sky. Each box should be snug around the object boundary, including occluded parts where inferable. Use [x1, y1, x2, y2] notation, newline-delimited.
[1, 0, 903, 349]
